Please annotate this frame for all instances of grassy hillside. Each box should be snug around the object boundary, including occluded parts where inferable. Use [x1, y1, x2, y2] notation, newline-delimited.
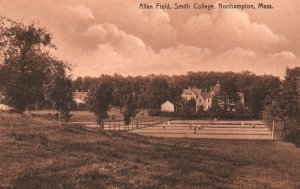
[0, 113, 300, 189]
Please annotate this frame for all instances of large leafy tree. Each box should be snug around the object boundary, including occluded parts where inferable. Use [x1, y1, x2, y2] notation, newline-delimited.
[0, 17, 72, 113]
[221, 77, 240, 107]
[86, 77, 114, 128]
[209, 95, 223, 118]
[268, 67, 300, 121]
[131, 76, 150, 109]
[182, 98, 196, 118]
[45, 59, 73, 121]
[278, 67, 300, 121]
[265, 68, 300, 140]
[115, 79, 136, 125]
[247, 76, 280, 118]
[147, 78, 170, 109]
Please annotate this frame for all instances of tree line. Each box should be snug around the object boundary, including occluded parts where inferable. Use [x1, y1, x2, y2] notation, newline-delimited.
[74, 71, 281, 120]
[82, 69, 299, 135]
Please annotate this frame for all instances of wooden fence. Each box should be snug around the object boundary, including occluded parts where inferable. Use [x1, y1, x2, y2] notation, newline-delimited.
[262, 112, 285, 140]
[101, 116, 171, 131]
[0, 113, 172, 132]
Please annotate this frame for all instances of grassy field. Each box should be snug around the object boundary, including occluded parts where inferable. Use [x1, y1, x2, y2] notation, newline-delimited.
[1, 113, 300, 189]
[26, 110, 98, 122]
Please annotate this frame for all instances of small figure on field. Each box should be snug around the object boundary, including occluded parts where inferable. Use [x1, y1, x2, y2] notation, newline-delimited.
[199, 125, 203, 130]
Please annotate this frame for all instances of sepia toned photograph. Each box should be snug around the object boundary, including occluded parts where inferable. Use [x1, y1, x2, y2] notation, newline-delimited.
[0, 0, 299, 188]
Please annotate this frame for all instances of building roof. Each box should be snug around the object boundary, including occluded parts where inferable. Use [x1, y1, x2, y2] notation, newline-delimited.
[161, 101, 174, 106]
[191, 87, 201, 96]
[0, 104, 13, 111]
[73, 91, 88, 104]
[237, 92, 244, 98]
[74, 98, 85, 104]
[182, 87, 202, 97]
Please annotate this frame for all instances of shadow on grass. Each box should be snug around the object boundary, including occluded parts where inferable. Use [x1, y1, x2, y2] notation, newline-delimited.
[12, 167, 116, 189]
[11, 132, 49, 146]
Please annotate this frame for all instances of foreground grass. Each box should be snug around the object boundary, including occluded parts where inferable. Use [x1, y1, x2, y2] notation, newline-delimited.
[0, 113, 300, 189]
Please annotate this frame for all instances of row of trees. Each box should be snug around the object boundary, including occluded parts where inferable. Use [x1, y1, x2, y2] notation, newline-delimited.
[264, 67, 300, 140]
[74, 71, 280, 119]
[85, 75, 178, 127]
[85, 69, 299, 129]
[0, 17, 73, 119]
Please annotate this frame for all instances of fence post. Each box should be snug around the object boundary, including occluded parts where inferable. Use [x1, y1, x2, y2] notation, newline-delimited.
[272, 120, 275, 141]
[58, 111, 61, 127]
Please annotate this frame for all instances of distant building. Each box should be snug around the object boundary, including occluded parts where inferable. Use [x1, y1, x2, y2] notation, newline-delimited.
[73, 90, 88, 104]
[108, 107, 123, 120]
[161, 101, 175, 112]
[198, 91, 215, 111]
[136, 109, 150, 118]
[0, 104, 13, 111]
[181, 87, 214, 111]
[237, 92, 245, 106]
[216, 92, 245, 112]
[181, 87, 201, 101]
[181, 83, 245, 112]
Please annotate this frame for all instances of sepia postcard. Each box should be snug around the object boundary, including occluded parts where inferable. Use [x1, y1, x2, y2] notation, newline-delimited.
[0, 0, 299, 188]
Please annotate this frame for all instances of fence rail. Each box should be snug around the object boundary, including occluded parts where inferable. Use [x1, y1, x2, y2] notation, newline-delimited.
[93, 116, 171, 131]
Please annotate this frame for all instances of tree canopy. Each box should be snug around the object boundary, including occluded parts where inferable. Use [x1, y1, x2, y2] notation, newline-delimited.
[0, 17, 72, 115]
[86, 76, 114, 127]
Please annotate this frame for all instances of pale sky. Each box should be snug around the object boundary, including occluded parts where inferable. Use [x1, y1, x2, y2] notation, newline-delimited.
[0, 0, 299, 78]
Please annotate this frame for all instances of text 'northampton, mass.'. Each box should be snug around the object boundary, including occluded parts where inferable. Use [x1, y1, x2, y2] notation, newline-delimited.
[139, 2, 273, 10]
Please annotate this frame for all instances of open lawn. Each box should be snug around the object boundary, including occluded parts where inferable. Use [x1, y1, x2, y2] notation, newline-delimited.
[0, 113, 300, 188]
